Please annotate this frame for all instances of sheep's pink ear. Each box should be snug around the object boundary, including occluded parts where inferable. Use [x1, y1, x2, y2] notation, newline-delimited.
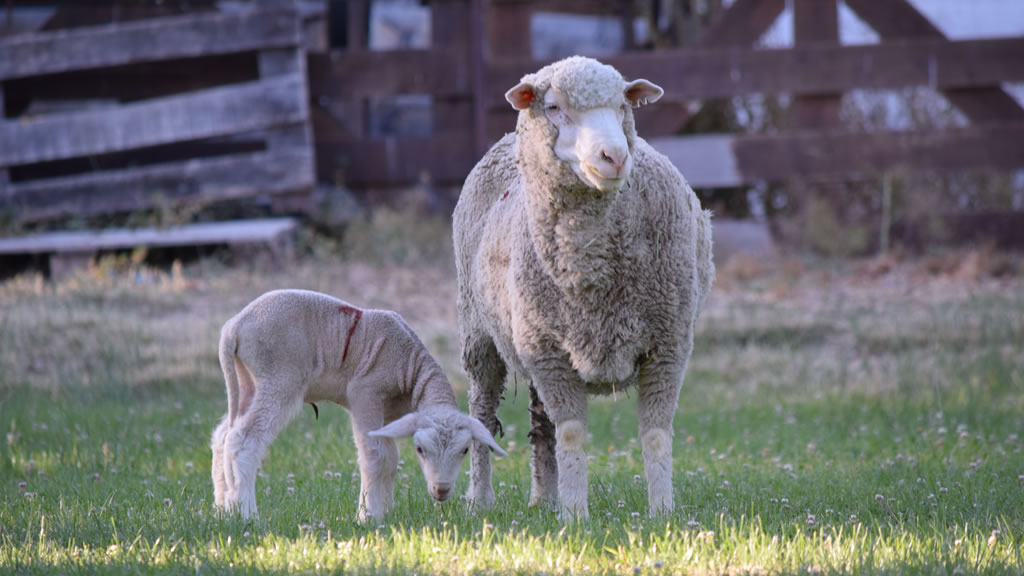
[368, 413, 418, 439]
[466, 417, 508, 457]
[505, 82, 538, 111]
[624, 79, 664, 108]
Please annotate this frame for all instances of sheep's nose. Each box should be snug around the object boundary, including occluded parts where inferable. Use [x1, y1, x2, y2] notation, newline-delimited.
[433, 486, 450, 501]
[599, 147, 627, 177]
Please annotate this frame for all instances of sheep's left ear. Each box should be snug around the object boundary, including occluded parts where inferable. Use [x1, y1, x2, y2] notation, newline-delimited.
[368, 413, 419, 439]
[505, 82, 538, 110]
[624, 79, 664, 108]
[466, 417, 509, 457]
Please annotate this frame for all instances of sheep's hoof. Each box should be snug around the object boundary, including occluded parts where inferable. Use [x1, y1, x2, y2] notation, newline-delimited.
[466, 490, 496, 510]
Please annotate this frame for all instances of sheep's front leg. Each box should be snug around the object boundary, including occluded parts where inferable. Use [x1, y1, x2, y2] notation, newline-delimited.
[527, 383, 558, 507]
[464, 339, 506, 509]
[352, 421, 399, 522]
[540, 380, 589, 521]
[636, 358, 686, 517]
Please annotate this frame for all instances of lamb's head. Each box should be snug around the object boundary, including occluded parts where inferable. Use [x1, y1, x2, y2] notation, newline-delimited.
[369, 407, 507, 502]
[506, 56, 663, 195]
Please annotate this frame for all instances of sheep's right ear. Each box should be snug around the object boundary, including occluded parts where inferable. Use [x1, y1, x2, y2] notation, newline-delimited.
[505, 82, 538, 110]
[368, 413, 419, 439]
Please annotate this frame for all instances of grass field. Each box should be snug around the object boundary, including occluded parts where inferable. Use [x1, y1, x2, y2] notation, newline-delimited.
[1, 223, 1023, 574]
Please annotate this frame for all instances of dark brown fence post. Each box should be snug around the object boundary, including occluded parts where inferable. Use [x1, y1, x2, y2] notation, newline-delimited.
[792, 0, 840, 130]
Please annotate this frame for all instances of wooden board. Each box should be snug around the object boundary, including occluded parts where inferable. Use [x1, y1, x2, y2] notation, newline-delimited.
[486, 36, 1024, 108]
[315, 132, 476, 187]
[308, 49, 468, 100]
[0, 75, 308, 166]
[6, 151, 315, 223]
[0, 218, 297, 255]
[649, 124, 1024, 188]
[0, 8, 299, 81]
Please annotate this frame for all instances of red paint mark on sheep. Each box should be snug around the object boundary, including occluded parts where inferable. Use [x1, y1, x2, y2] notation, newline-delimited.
[339, 305, 363, 366]
[500, 188, 511, 201]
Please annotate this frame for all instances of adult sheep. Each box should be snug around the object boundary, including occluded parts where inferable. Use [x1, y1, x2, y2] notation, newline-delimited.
[454, 56, 714, 520]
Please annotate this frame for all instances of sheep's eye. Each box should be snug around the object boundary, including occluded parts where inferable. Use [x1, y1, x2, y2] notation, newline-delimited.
[416, 446, 424, 456]
[461, 447, 469, 456]
[545, 104, 559, 112]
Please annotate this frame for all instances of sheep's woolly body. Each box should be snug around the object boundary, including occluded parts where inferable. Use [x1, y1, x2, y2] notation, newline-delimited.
[210, 289, 464, 521]
[454, 56, 714, 519]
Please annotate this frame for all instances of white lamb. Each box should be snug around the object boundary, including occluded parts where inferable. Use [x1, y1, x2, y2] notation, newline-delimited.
[454, 56, 714, 520]
[210, 289, 506, 521]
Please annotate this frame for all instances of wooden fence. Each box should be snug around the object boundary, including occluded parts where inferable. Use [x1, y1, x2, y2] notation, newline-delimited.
[0, 5, 316, 223]
[308, 0, 1024, 192]
[2, 0, 1023, 223]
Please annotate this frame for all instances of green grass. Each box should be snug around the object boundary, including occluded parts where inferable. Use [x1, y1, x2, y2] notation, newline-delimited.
[1, 252, 1023, 574]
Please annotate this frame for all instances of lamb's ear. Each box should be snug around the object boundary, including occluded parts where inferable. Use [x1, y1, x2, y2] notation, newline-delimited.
[624, 79, 664, 108]
[368, 413, 419, 439]
[466, 416, 509, 457]
[505, 82, 538, 111]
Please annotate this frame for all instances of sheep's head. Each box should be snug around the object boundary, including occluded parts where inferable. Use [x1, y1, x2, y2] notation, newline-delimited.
[368, 407, 506, 502]
[506, 56, 663, 194]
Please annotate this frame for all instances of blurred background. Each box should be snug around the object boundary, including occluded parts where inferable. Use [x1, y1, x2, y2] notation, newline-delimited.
[0, 0, 1023, 279]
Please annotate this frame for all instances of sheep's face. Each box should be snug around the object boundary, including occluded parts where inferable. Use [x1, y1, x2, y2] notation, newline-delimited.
[506, 71, 663, 194]
[369, 409, 507, 503]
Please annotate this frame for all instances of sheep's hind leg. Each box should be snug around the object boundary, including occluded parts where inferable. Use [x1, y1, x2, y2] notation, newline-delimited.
[527, 383, 558, 508]
[210, 414, 230, 511]
[636, 361, 685, 517]
[464, 338, 506, 509]
[224, 366, 305, 519]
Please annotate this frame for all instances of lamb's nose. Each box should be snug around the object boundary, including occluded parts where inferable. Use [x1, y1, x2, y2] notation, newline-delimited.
[600, 147, 627, 176]
[434, 486, 450, 501]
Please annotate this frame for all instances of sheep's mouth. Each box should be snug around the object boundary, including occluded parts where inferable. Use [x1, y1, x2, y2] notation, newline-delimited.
[582, 163, 624, 190]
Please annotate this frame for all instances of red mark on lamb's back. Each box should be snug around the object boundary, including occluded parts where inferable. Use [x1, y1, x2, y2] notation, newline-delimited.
[339, 305, 363, 365]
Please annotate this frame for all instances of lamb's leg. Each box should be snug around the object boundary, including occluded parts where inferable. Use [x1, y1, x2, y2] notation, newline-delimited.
[536, 377, 589, 521]
[464, 338, 506, 509]
[636, 358, 686, 517]
[527, 383, 558, 507]
[224, 366, 305, 519]
[210, 414, 230, 510]
[351, 418, 400, 522]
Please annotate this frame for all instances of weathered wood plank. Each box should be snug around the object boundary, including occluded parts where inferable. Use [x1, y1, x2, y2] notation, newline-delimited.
[649, 124, 1024, 188]
[5, 150, 315, 223]
[316, 132, 475, 186]
[0, 218, 297, 255]
[845, 0, 1024, 123]
[0, 75, 308, 166]
[486, 36, 1024, 108]
[0, 8, 299, 81]
[307, 49, 468, 100]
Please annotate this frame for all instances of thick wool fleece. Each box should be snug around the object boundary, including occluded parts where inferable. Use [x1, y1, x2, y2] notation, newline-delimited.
[454, 56, 714, 519]
[210, 289, 457, 520]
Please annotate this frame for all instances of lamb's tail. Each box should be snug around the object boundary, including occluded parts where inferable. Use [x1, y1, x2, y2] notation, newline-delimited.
[695, 208, 715, 313]
[219, 319, 241, 427]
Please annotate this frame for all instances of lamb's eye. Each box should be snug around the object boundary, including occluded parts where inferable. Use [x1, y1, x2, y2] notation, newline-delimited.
[462, 447, 469, 456]
[545, 104, 559, 112]
[416, 446, 424, 456]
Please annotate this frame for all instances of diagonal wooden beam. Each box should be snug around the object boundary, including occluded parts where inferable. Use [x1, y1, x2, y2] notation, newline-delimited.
[845, 0, 1024, 123]
[698, 0, 785, 47]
